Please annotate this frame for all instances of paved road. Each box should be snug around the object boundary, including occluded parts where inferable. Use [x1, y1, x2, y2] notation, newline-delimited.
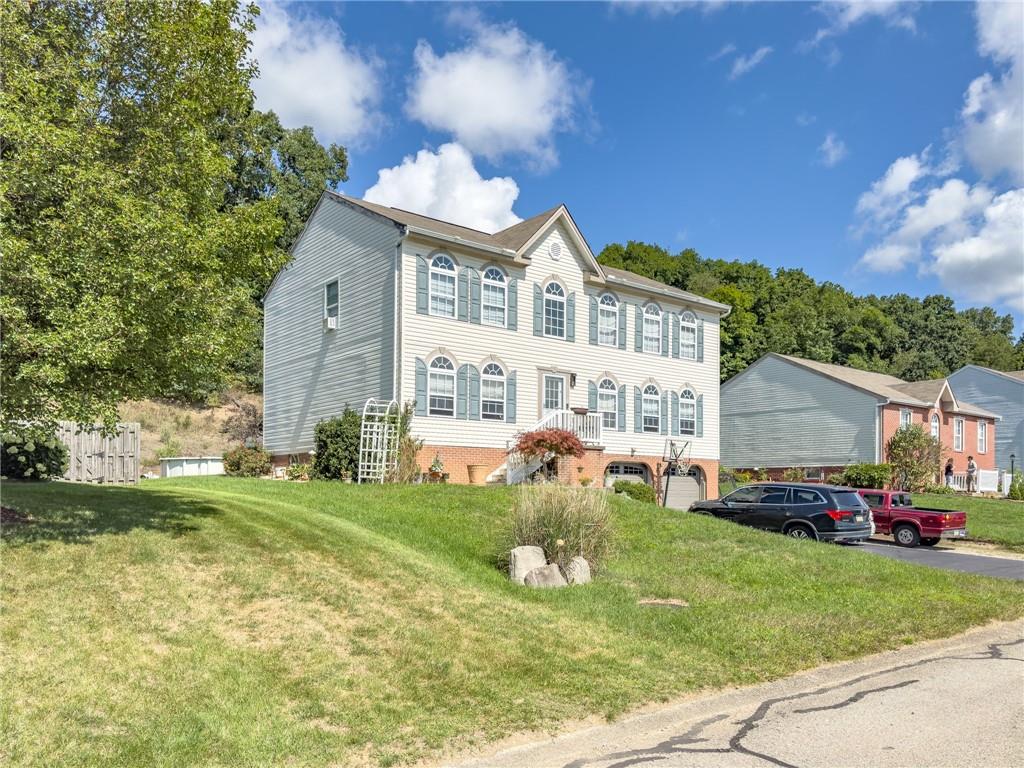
[450, 620, 1024, 768]
[859, 539, 1024, 580]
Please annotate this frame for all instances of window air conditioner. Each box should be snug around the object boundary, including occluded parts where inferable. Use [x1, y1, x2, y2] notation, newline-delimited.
[324, 316, 338, 331]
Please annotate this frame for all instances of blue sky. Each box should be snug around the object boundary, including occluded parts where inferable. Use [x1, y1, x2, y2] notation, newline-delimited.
[251, 1, 1023, 326]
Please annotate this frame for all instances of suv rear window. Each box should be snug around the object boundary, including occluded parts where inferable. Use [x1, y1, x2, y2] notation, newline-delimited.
[792, 489, 825, 504]
[832, 491, 867, 509]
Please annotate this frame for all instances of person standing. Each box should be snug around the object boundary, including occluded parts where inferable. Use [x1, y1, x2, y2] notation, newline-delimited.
[966, 456, 978, 493]
[944, 459, 955, 488]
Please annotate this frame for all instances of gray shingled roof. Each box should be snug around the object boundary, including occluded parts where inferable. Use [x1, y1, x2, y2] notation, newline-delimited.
[602, 267, 731, 310]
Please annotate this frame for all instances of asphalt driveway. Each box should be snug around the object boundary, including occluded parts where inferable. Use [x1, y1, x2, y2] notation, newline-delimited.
[859, 539, 1024, 580]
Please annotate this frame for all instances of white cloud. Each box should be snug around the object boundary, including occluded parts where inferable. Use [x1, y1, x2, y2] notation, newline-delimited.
[709, 43, 736, 61]
[795, 111, 817, 127]
[729, 46, 773, 79]
[363, 143, 522, 233]
[251, 2, 383, 145]
[802, 1, 918, 50]
[406, 15, 588, 169]
[611, 1, 727, 17]
[818, 132, 848, 167]
[855, 152, 931, 222]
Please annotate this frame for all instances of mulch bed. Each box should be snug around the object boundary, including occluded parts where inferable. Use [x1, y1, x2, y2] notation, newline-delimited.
[0, 505, 31, 525]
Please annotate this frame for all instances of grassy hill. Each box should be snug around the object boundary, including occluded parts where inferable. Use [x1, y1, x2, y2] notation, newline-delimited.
[3, 479, 1023, 767]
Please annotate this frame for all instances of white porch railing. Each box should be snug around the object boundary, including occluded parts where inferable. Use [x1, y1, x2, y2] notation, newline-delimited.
[946, 470, 1000, 493]
[533, 409, 603, 446]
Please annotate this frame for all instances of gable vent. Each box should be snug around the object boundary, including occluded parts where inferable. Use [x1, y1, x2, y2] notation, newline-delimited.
[550, 242, 562, 260]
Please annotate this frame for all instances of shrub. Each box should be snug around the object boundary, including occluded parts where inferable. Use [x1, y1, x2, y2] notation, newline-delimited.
[155, 439, 182, 459]
[781, 467, 805, 482]
[285, 463, 310, 481]
[734, 471, 753, 484]
[923, 482, 956, 495]
[311, 407, 361, 481]
[886, 425, 941, 491]
[389, 402, 423, 484]
[841, 463, 892, 489]
[506, 485, 614, 573]
[1008, 472, 1024, 501]
[223, 446, 271, 477]
[826, 472, 846, 486]
[1, 428, 68, 480]
[221, 397, 262, 446]
[613, 480, 657, 504]
[513, 428, 585, 461]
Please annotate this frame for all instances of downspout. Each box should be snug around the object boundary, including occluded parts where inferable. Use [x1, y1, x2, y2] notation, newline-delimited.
[876, 400, 890, 463]
[393, 227, 407, 402]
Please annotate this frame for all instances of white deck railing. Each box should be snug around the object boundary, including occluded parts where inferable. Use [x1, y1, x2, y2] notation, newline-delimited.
[533, 409, 603, 446]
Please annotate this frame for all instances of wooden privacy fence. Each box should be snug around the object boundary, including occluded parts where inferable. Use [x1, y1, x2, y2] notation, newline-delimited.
[57, 422, 140, 484]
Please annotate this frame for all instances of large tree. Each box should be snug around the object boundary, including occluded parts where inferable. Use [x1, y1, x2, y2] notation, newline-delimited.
[1, 0, 285, 427]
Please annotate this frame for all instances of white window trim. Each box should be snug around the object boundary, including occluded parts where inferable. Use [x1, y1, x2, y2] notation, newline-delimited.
[642, 384, 660, 433]
[543, 281, 567, 339]
[977, 420, 987, 453]
[324, 279, 339, 320]
[679, 310, 697, 360]
[597, 294, 619, 348]
[642, 304, 661, 354]
[930, 413, 940, 439]
[953, 417, 964, 452]
[481, 266, 507, 328]
[428, 254, 457, 319]
[597, 377, 618, 430]
[679, 388, 697, 436]
[900, 409, 913, 428]
[481, 362, 506, 422]
[427, 356, 456, 418]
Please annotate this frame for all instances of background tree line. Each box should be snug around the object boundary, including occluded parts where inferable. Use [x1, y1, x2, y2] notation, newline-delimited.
[598, 241, 1023, 382]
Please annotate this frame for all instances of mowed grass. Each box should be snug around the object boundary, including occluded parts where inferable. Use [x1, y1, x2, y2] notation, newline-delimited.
[3, 479, 1023, 767]
[914, 492, 1024, 551]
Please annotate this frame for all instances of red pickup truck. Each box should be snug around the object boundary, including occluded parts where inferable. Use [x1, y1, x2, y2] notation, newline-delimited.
[857, 489, 968, 548]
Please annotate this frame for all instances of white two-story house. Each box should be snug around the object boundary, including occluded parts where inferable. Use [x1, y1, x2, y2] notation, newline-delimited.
[263, 192, 730, 500]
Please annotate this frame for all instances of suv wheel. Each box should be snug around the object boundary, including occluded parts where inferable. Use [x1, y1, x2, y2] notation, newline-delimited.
[894, 524, 920, 548]
[786, 524, 816, 541]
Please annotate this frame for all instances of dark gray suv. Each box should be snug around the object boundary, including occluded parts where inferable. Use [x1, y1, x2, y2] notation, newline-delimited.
[689, 483, 873, 543]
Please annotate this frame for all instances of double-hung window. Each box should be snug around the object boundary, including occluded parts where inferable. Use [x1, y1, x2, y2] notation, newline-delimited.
[679, 311, 697, 359]
[598, 294, 618, 347]
[642, 384, 660, 433]
[679, 388, 696, 435]
[642, 304, 661, 353]
[429, 254, 457, 318]
[544, 282, 566, 338]
[324, 280, 339, 326]
[481, 363, 505, 421]
[597, 378, 618, 429]
[428, 356, 456, 417]
[978, 420, 987, 453]
[953, 417, 964, 452]
[482, 267, 507, 327]
[930, 413, 940, 439]
[900, 409, 913, 428]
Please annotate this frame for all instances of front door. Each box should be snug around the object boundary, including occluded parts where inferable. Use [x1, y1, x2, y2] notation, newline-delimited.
[541, 373, 568, 416]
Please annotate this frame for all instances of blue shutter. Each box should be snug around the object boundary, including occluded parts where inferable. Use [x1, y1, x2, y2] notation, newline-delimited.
[508, 278, 518, 331]
[458, 269, 469, 321]
[415, 358, 427, 416]
[533, 284, 543, 336]
[566, 292, 576, 342]
[618, 306, 626, 349]
[617, 385, 626, 432]
[467, 365, 480, 420]
[661, 313, 669, 356]
[588, 380, 597, 411]
[506, 372, 517, 423]
[634, 305, 643, 351]
[671, 313, 680, 358]
[660, 391, 669, 435]
[589, 296, 598, 345]
[697, 319, 705, 363]
[633, 386, 642, 433]
[469, 269, 481, 324]
[456, 365, 468, 419]
[415, 256, 428, 315]
[670, 391, 679, 436]
[696, 394, 704, 438]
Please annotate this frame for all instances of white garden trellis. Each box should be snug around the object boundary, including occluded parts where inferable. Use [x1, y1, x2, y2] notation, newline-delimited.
[357, 399, 400, 483]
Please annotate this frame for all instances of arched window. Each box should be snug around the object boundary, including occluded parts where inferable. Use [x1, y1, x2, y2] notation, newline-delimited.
[481, 362, 505, 421]
[597, 378, 618, 429]
[930, 413, 940, 439]
[482, 267, 506, 327]
[680, 311, 697, 360]
[643, 304, 662, 353]
[543, 281, 566, 338]
[680, 388, 697, 436]
[428, 356, 455, 416]
[598, 294, 619, 347]
[642, 384, 660, 433]
[429, 254, 457, 318]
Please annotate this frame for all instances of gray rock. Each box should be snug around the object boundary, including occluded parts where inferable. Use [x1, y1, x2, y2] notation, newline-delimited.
[565, 556, 591, 585]
[510, 546, 547, 584]
[524, 563, 567, 589]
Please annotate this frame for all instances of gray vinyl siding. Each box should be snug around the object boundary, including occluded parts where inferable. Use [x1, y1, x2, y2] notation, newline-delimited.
[721, 356, 880, 468]
[263, 196, 400, 455]
[948, 366, 1024, 470]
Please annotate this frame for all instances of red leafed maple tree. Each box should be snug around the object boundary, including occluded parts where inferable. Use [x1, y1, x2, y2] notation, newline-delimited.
[512, 428, 585, 460]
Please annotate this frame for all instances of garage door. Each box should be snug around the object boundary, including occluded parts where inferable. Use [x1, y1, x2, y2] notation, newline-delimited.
[661, 472, 701, 510]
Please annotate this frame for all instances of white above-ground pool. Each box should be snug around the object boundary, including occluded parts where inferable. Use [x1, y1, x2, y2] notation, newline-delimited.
[159, 456, 225, 478]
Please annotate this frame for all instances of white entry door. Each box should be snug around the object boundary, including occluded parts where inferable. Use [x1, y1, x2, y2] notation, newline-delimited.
[542, 373, 568, 415]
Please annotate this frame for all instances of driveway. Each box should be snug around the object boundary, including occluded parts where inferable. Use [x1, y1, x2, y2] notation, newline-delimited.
[448, 620, 1024, 768]
[859, 539, 1024, 580]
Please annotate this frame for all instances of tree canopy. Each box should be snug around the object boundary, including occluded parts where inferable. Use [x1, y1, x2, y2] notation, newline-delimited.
[598, 241, 1023, 382]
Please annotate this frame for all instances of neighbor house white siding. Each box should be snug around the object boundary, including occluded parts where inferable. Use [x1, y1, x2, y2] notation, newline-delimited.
[720, 355, 880, 468]
[263, 197, 401, 455]
[948, 366, 1024, 470]
[398, 221, 722, 460]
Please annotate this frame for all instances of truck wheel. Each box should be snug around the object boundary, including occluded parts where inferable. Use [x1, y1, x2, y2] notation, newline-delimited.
[920, 537, 940, 547]
[786, 524, 816, 541]
[894, 525, 920, 548]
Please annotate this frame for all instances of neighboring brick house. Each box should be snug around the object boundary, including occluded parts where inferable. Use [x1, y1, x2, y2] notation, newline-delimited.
[720, 354, 998, 480]
[947, 365, 1024, 472]
[262, 192, 731, 502]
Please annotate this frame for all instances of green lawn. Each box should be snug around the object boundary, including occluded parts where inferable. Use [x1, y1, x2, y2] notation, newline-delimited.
[3, 478, 1023, 767]
[914, 492, 1024, 552]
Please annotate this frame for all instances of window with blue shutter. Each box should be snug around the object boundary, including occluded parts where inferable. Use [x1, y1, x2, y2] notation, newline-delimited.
[634, 305, 643, 351]
[697, 319, 705, 363]
[469, 268, 481, 324]
[661, 312, 669, 356]
[696, 394, 704, 437]
[589, 296, 598, 345]
[456, 364, 469, 419]
[617, 385, 626, 432]
[670, 391, 679, 435]
[633, 386, 642, 433]
[660, 391, 669, 434]
[588, 380, 598, 411]
[671, 313, 680, 358]
[457, 269, 469, 321]
[617, 305, 626, 349]
[467, 364, 480, 420]
[566, 292, 575, 341]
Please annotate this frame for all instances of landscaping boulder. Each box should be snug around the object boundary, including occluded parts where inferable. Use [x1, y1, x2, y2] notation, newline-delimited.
[509, 546, 547, 584]
[565, 556, 591, 585]
[523, 563, 567, 589]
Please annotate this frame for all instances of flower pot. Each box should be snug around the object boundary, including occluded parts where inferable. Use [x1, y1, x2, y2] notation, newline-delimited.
[467, 464, 488, 485]
[571, 406, 589, 415]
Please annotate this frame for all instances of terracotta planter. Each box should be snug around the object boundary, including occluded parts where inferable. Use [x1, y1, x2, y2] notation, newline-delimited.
[467, 464, 488, 485]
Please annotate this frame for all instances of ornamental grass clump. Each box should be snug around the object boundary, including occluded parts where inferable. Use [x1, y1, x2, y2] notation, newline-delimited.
[507, 484, 614, 574]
